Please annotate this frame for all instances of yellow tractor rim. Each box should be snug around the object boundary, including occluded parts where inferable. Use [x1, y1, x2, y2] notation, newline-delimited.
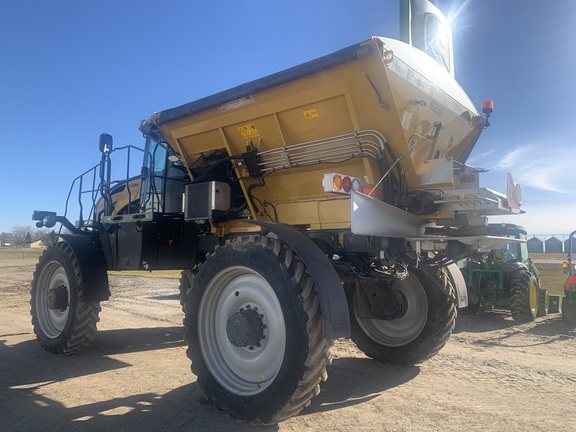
[530, 281, 538, 313]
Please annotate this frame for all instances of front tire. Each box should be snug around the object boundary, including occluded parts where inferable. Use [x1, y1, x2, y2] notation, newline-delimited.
[30, 242, 101, 355]
[508, 270, 538, 322]
[184, 235, 331, 425]
[348, 267, 456, 365]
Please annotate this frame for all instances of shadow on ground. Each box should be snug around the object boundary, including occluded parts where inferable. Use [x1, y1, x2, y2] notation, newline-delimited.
[304, 358, 419, 415]
[0, 326, 418, 432]
[453, 310, 520, 333]
[455, 309, 575, 334]
[453, 310, 576, 350]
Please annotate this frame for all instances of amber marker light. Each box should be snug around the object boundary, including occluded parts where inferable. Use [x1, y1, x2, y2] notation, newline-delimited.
[323, 172, 364, 194]
[482, 100, 494, 114]
[332, 174, 343, 191]
[482, 100, 493, 128]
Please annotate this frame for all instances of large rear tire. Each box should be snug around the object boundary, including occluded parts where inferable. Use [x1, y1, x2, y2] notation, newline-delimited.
[184, 235, 331, 425]
[30, 242, 101, 355]
[508, 270, 538, 322]
[348, 267, 456, 365]
[562, 296, 576, 323]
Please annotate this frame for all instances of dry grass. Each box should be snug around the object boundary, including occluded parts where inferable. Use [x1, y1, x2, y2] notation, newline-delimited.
[0, 248, 181, 278]
[530, 253, 566, 261]
[0, 248, 43, 260]
[535, 262, 567, 296]
[107, 269, 182, 279]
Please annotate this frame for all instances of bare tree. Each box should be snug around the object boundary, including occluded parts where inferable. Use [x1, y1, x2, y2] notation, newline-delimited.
[10, 225, 51, 247]
[10, 226, 33, 247]
[0, 232, 13, 245]
[41, 230, 59, 247]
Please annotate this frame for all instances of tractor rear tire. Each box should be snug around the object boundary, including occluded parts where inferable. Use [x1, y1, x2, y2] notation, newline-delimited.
[348, 267, 456, 366]
[508, 270, 538, 322]
[562, 297, 576, 323]
[30, 242, 102, 355]
[184, 235, 331, 425]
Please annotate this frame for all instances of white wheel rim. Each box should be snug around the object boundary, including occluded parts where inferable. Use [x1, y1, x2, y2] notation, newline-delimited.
[355, 274, 428, 347]
[34, 260, 71, 338]
[198, 266, 286, 395]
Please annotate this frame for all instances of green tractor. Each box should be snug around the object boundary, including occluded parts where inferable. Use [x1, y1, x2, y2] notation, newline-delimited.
[460, 223, 547, 322]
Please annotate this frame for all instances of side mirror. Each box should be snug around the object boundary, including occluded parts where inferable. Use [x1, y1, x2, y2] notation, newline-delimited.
[99, 133, 113, 154]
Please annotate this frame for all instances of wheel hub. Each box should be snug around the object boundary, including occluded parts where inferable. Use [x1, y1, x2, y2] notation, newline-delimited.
[226, 305, 266, 349]
[48, 284, 69, 310]
[360, 284, 408, 320]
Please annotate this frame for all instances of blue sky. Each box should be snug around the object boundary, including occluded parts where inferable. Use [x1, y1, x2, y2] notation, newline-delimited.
[1, 0, 575, 236]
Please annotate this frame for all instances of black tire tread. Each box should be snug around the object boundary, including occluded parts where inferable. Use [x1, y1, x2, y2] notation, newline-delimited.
[30, 242, 101, 355]
[185, 235, 331, 425]
[350, 267, 456, 366]
[509, 270, 537, 322]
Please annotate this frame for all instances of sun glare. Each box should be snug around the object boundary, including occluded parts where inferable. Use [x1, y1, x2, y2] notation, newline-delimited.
[442, 0, 474, 38]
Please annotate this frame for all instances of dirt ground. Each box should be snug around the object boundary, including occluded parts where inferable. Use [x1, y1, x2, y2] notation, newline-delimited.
[1, 260, 575, 432]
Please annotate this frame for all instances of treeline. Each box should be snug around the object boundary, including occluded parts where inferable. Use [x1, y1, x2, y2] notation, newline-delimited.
[0, 225, 58, 248]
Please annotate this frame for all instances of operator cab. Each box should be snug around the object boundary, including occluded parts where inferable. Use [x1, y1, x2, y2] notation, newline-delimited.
[139, 136, 188, 214]
[400, 0, 454, 76]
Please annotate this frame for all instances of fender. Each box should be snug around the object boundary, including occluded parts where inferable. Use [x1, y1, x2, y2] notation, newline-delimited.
[446, 263, 468, 308]
[59, 234, 110, 302]
[245, 221, 350, 340]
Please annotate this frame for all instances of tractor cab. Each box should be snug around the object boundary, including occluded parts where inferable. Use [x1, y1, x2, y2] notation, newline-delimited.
[486, 224, 529, 264]
[467, 224, 529, 270]
[462, 223, 544, 321]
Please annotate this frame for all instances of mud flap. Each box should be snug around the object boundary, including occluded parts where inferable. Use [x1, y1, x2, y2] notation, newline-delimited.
[245, 221, 350, 340]
[446, 263, 468, 308]
[59, 234, 110, 302]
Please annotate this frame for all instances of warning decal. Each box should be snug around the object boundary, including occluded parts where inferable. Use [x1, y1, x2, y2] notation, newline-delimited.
[303, 109, 319, 119]
[218, 96, 255, 112]
[238, 124, 260, 139]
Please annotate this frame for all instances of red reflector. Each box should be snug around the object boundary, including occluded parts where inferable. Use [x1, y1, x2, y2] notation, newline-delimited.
[506, 264, 515, 269]
[343, 176, 352, 192]
[360, 187, 376, 196]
